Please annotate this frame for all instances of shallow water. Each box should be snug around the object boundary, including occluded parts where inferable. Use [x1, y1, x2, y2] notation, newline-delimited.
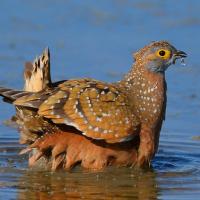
[0, 0, 200, 199]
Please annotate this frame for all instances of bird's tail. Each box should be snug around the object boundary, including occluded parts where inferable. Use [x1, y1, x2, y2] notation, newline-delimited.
[24, 47, 52, 92]
[0, 87, 30, 103]
[0, 48, 52, 103]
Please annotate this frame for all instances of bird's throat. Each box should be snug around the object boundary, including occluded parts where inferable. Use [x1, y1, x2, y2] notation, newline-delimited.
[120, 65, 166, 126]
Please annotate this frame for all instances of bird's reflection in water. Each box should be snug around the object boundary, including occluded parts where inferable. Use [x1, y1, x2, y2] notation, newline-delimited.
[17, 167, 159, 200]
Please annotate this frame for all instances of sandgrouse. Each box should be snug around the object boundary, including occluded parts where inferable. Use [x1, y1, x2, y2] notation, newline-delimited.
[0, 41, 187, 170]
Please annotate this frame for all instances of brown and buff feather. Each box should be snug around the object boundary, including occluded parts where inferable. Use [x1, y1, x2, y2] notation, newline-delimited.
[0, 41, 187, 170]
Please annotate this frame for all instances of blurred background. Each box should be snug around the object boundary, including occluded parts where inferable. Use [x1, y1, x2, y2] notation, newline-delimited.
[0, 0, 200, 199]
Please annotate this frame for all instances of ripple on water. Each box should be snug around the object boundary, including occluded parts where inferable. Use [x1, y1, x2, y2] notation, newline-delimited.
[152, 136, 200, 199]
[0, 134, 200, 200]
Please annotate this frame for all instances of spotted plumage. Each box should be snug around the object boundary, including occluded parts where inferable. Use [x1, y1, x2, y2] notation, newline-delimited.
[0, 41, 187, 169]
[14, 78, 139, 143]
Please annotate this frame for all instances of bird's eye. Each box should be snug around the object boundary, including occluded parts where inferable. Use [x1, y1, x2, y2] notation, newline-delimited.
[159, 50, 166, 56]
[156, 49, 171, 60]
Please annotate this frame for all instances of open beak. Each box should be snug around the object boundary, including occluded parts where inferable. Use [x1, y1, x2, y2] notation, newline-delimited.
[173, 50, 187, 64]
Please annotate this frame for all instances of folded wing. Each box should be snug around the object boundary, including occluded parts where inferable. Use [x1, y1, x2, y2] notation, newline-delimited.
[14, 79, 139, 143]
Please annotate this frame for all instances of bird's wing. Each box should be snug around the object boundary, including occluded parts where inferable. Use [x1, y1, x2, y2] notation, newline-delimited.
[14, 79, 139, 143]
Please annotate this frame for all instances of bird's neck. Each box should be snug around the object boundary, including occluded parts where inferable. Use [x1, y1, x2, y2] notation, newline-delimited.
[119, 63, 167, 126]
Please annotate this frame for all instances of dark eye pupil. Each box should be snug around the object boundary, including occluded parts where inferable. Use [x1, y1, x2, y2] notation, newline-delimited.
[159, 50, 166, 56]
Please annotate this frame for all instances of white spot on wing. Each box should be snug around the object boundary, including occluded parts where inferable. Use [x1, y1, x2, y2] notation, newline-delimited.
[94, 127, 99, 132]
[103, 130, 108, 134]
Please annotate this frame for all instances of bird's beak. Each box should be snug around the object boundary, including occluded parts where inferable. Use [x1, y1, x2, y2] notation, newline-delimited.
[174, 50, 187, 58]
[173, 50, 187, 64]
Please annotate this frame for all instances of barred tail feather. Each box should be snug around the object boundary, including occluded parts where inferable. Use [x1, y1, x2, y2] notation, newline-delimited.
[24, 47, 51, 92]
[0, 87, 30, 103]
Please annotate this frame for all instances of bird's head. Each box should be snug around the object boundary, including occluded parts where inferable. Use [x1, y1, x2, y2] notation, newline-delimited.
[133, 41, 187, 73]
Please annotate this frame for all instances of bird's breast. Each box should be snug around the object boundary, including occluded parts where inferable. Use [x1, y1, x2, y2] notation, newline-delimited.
[128, 75, 166, 126]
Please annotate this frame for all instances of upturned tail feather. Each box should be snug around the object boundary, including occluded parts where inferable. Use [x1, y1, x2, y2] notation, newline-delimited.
[24, 47, 52, 92]
[0, 48, 51, 103]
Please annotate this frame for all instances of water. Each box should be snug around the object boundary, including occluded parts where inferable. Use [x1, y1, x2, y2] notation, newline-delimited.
[0, 0, 200, 199]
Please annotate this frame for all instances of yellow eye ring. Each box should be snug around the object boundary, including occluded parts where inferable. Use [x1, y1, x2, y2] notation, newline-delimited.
[156, 49, 171, 60]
